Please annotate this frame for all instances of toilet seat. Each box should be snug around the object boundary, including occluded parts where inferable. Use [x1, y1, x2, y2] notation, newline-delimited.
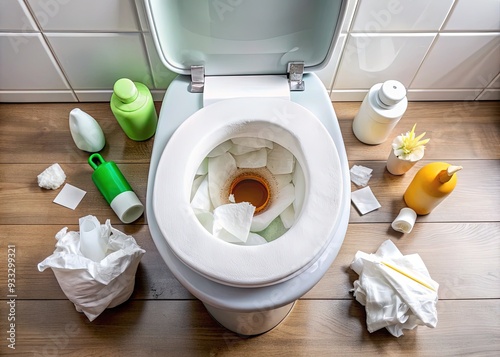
[153, 97, 343, 287]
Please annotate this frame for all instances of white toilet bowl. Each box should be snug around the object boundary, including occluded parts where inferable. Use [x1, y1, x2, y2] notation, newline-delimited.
[146, 75, 350, 335]
[144, 0, 349, 335]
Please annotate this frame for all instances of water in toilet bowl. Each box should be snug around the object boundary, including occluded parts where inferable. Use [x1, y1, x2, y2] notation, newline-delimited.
[190, 137, 305, 245]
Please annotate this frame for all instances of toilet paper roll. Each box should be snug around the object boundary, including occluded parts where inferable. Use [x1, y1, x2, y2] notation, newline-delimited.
[391, 208, 417, 234]
[79, 216, 108, 262]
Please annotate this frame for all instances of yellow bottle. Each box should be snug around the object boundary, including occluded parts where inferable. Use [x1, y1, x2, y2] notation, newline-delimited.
[404, 162, 462, 215]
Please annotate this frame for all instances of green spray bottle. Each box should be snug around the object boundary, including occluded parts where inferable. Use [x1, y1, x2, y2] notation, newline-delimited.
[110, 78, 157, 141]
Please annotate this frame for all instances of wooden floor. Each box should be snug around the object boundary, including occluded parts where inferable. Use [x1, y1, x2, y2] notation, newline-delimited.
[0, 101, 499, 356]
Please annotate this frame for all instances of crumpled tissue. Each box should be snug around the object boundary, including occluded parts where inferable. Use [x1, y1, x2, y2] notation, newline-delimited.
[37, 163, 66, 189]
[350, 240, 438, 337]
[38, 216, 145, 321]
[213, 202, 255, 243]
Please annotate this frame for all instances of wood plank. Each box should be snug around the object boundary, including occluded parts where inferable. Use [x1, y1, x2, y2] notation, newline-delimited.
[1, 159, 498, 226]
[306, 222, 500, 300]
[1, 299, 497, 356]
[1, 101, 498, 165]
[2, 222, 497, 301]
[0, 224, 193, 301]
[0, 163, 149, 225]
[335, 101, 500, 161]
[0, 102, 159, 164]
[348, 159, 500, 223]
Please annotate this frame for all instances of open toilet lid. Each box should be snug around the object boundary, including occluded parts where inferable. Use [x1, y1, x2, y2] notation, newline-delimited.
[144, 0, 346, 76]
[153, 97, 343, 287]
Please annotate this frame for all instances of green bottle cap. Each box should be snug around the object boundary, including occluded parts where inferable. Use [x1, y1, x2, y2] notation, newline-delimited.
[113, 78, 138, 104]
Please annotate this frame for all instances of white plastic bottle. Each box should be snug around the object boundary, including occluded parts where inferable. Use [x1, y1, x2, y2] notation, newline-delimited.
[352, 80, 408, 145]
[69, 108, 105, 152]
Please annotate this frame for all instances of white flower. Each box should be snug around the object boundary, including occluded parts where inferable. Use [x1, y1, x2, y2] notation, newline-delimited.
[392, 124, 429, 161]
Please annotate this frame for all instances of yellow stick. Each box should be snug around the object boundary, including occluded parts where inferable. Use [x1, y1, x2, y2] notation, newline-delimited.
[381, 260, 436, 292]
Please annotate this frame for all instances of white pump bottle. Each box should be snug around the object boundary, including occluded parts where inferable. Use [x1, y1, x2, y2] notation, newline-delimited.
[352, 80, 408, 145]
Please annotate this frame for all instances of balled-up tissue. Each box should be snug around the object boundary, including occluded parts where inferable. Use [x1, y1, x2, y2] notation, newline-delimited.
[350, 240, 439, 337]
[38, 163, 66, 190]
[38, 216, 145, 321]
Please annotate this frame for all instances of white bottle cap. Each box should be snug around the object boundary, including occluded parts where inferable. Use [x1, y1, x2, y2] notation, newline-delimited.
[391, 207, 417, 233]
[110, 191, 144, 224]
[378, 80, 406, 107]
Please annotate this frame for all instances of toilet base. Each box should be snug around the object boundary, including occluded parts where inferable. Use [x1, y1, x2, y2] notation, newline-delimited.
[204, 301, 295, 336]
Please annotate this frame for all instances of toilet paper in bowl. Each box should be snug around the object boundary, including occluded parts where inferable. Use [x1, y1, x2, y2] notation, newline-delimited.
[208, 152, 237, 209]
[213, 202, 255, 243]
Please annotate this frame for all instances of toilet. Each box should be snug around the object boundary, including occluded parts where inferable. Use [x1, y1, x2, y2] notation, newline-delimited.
[144, 0, 350, 335]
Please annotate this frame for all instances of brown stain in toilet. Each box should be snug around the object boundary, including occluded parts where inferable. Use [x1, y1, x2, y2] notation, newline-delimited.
[229, 173, 271, 214]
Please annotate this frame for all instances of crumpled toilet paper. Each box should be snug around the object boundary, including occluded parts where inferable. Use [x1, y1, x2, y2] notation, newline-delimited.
[38, 216, 145, 321]
[37, 163, 66, 189]
[213, 202, 255, 243]
[350, 240, 438, 337]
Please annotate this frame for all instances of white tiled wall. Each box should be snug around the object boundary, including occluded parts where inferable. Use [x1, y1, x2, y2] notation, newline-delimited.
[0, 0, 499, 102]
[325, 0, 500, 101]
[0, 0, 175, 102]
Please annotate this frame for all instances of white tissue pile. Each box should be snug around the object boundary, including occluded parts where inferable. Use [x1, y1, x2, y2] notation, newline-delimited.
[37, 163, 66, 190]
[38, 216, 145, 321]
[190, 137, 303, 245]
[350, 164, 372, 187]
[350, 240, 439, 337]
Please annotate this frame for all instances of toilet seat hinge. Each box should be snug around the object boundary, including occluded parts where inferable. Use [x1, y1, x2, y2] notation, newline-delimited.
[189, 65, 205, 93]
[190, 63, 304, 93]
[287, 61, 305, 91]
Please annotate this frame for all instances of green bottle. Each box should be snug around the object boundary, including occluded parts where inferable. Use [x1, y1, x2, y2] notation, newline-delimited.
[110, 78, 157, 141]
[88, 153, 144, 224]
